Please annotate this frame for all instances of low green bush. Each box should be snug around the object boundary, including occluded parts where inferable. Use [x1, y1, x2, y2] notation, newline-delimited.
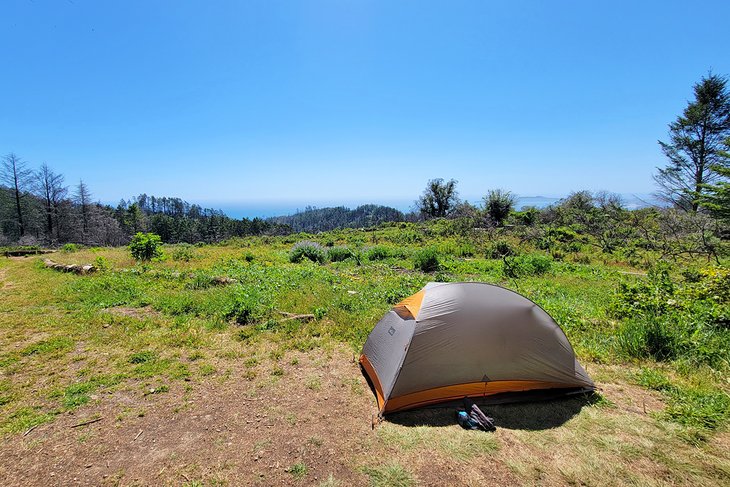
[413, 248, 440, 272]
[365, 246, 392, 261]
[616, 317, 682, 361]
[487, 240, 516, 259]
[61, 243, 80, 253]
[220, 289, 263, 325]
[129, 233, 163, 261]
[612, 265, 730, 367]
[93, 256, 110, 271]
[289, 241, 326, 264]
[327, 246, 355, 262]
[502, 254, 552, 278]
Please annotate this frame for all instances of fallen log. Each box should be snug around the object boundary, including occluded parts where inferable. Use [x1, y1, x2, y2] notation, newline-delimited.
[210, 276, 237, 286]
[3, 249, 55, 257]
[43, 258, 96, 275]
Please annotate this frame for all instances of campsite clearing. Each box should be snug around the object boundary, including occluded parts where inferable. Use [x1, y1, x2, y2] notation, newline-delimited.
[0, 229, 728, 485]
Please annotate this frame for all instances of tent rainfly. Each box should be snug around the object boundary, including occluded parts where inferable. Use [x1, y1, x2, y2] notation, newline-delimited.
[360, 282, 594, 414]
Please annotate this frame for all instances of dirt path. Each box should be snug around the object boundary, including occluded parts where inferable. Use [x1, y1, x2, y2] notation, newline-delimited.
[0, 267, 11, 290]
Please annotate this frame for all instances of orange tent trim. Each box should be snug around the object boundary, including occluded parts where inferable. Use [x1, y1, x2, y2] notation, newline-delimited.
[382, 380, 575, 413]
[393, 289, 425, 320]
[359, 354, 385, 410]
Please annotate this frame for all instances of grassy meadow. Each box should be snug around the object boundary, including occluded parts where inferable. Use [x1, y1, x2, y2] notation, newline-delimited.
[0, 221, 728, 485]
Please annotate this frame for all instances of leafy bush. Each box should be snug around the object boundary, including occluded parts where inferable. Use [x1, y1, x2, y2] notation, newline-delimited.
[327, 246, 355, 262]
[93, 256, 110, 271]
[221, 290, 263, 325]
[61, 243, 80, 253]
[365, 246, 392, 261]
[610, 262, 675, 318]
[289, 241, 326, 264]
[513, 206, 540, 226]
[388, 230, 423, 245]
[454, 242, 476, 257]
[502, 254, 552, 278]
[128, 351, 157, 364]
[616, 317, 682, 361]
[413, 248, 440, 272]
[129, 232, 163, 261]
[487, 240, 516, 259]
[612, 265, 730, 367]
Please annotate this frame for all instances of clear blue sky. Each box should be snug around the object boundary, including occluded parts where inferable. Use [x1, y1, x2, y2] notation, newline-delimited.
[2, 1, 729, 211]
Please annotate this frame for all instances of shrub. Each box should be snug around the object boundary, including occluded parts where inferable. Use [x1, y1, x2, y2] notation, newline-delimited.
[289, 241, 326, 264]
[379, 286, 412, 305]
[610, 262, 675, 318]
[537, 226, 579, 250]
[513, 206, 540, 226]
[454, 242, 476, 257]
[221, 290, 262, 325]
[327, 246, 355, 262]
[365, 246, 392, 261]
[93, 256, 110, 271]
[487, 240, 516, 259]
[413, 248, 440, 272]
[616, 317, 681, 361]
[129, 233, 163, 261]
[502, 254, 552, 278]
[61, 243, 80, 253]
[128, 351, 157, 364]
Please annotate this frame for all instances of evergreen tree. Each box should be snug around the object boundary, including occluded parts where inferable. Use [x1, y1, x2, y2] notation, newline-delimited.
[700, 138, 730, 223]
[655, 74, 730, 211]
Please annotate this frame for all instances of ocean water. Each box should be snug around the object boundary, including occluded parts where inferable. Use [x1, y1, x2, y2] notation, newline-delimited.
[208, 194, 660, 219]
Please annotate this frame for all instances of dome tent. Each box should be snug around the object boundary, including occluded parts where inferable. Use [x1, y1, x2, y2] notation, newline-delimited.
[360, 282, 594, 414]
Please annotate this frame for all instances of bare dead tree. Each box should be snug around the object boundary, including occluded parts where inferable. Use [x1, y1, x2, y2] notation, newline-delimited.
[34, 163, 67, 241]
[0, 153, 33, 237]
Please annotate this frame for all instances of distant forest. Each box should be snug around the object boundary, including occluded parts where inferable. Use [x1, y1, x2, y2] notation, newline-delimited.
[269, 205, 405, 233]
[0, 154, 407, 246]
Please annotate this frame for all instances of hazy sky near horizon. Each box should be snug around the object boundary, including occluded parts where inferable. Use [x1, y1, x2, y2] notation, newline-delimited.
[2, 1, 730, 207]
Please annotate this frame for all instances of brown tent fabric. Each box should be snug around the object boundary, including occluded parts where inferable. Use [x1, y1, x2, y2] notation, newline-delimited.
[360, 282, 594, 414]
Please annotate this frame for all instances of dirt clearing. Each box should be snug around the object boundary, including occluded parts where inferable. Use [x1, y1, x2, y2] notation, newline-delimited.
[1, 347, 726, 486]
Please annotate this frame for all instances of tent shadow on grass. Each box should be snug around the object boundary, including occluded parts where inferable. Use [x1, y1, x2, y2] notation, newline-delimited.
[385, 393, 599, 431]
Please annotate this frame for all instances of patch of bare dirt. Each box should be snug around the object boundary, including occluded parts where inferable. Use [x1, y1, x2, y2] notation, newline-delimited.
[0, 348, 523, 486]
[601, 381, 665, 415]
[0, 268, 12, 290]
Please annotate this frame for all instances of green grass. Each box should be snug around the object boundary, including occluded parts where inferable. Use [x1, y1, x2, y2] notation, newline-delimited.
[636, 367, 730, 432]
[0, 221, 728, 484]
[287, 462, 308, 480]
[362, 462, 415, 487]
